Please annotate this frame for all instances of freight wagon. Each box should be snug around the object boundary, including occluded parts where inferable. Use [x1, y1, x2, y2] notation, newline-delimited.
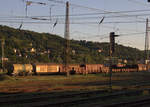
[63, 64, 104, 74]
[111, 64, 138, 72]
[8, 64, 33, 76]
[33, 63, 62, 75]
[138, 64, 147, 71]
[86, 64, 104, 74]
[67, 64, 81, 74]
[6, 63, 150, 76]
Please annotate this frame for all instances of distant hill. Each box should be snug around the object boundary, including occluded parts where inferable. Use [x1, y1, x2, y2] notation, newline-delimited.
[0, 25, 144, 65]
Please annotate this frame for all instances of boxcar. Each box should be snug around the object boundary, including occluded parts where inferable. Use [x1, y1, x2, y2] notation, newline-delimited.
[86, 64, 104, 74]
[34, 63, 62, 75]
[68, 64, 80, 74]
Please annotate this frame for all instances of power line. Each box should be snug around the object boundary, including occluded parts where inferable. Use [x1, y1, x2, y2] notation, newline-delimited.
[0, 20, 147, 24]
[4, 8, 150, 18]
[1, 13, 150, 22]
[2, 12, 150, 21]
[27, 9, 150, 17]
[72, 32, 145, 40]
[48, 0, 146, 21]
[128, 0, 150, 8]
[48, 0, 108, 12]
[119, 32, 145, 36]
[0, 16, 144, 32]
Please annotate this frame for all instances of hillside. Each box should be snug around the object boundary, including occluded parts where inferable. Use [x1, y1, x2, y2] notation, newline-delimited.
[0, 25, 144, 65]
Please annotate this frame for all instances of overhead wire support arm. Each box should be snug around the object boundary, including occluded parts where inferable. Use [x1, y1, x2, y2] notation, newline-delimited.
[25, 0, 47, 17]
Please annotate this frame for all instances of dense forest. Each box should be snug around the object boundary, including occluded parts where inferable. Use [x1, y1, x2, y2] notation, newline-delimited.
[0, 25, 145, 65]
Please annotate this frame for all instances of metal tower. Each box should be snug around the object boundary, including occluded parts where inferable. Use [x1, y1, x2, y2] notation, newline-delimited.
[145, 18, 149, 63]
[64, 1, 70, 76]
[1, 39, 5, 72]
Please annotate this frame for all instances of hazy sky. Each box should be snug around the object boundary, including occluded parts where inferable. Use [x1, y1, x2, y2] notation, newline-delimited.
[0, 0, 150, 50]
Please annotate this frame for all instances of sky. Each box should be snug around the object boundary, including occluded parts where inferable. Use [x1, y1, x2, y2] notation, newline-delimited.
[0, 0, 150, 50]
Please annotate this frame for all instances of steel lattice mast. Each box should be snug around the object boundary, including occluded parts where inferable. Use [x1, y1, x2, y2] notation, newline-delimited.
[64, 1, 70, 76]
[145, 18, 149, 63]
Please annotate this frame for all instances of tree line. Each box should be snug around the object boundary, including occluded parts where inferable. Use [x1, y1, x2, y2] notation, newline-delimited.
[0, 25, 144, 65]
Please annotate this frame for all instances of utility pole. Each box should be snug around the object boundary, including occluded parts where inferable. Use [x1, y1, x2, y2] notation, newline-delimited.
[1, 39, 5, 72]
[145, 18, 149, 64]
[64, 1, 70, 76]
[109, 32, 119, 92]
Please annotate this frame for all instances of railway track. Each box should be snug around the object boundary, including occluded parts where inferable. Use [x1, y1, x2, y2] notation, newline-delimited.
[34, 89, 148, 107]
[0, 88, 150, 107]
[1, 81, 150, 107]
[0, 89, 110, 107]
[105, 97, 150, 107]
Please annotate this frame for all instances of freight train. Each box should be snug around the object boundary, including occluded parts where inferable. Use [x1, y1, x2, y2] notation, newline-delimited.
[5, 63, 148, 76]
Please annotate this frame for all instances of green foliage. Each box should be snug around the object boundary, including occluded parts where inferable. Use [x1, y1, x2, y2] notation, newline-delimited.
[0, 25, 145, 65]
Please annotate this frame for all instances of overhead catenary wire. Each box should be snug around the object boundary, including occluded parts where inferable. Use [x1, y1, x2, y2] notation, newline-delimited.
[22, 9, 150, 17]
[128, 0, 150, 8]
[6, 0, 149, 24]
[0, 0, 150, 40]
[2, 12, 150, 21]
[0, 16, 143, 32]
[72, 31, 145, 40]
[48, 0, 146, 21]
[1, 1, 147, 47]
[0, 20, 147, 24]
[48, 0, 107, 12]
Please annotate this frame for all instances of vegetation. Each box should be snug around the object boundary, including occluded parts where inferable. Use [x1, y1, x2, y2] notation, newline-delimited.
[1, 72, 150, 107]
[0, 25, 144, 65]
[0, 72, 150, 93]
